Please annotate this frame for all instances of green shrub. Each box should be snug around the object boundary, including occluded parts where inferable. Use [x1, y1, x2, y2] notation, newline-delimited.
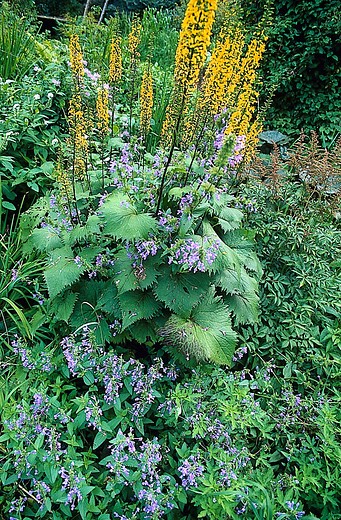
[0, 49, 70, 212]
[241, 0, 341, 142]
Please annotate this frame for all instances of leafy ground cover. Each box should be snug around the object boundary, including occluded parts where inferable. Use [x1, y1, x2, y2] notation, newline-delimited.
[0, 1, 340, 519]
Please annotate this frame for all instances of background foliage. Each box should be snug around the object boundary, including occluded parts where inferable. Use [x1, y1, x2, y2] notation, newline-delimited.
[241, 0, 341, 141]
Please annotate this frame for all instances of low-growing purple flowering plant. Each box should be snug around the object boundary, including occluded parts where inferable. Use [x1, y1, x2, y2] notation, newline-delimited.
[3, 341, 337, 519]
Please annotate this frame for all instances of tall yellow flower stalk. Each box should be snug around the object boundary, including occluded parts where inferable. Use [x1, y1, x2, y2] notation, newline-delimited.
[55, 158, 72, 203]
[68, 35, 89, 189]
[225, 36, 267, 138]
[68, 92, 88, 182]
[96, 87, 109, 136]
[161, 0, 218, 147]
[69, 34, 84, 86]
[182, 22, 245, 147]
[242, 117, 263, 166]
[96, 86, 110, 188]
[109, 37, 122, 85]
[108, 35, 122, 142]
[140, 67, 153, 140]
[202, 25, 245, 117]
[128, 19, 141, 65]
[174, 0, 217, 89]
[128, 18, 142, 133]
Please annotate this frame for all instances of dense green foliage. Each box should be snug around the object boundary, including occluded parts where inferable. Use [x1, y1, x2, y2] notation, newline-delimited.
[242, 0, 341, 141]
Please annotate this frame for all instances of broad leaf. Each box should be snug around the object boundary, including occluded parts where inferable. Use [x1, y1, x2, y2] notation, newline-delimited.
[215, 265, 258, 294]
[100, 193, 157, 240]
[27, 227, 63, 252]
[113, 251, 138, 294]
[113, 250, 160, 295]
[202, 220, 241, 271]
[44, 246, 86, 298]
[97, 284, 120, 314]
[153, 265, 210, 316]
[224, 291, 259, 324]
[130, 319, 158, 344]
[159, 289, 236, 365]
[52, 292, 78, 322]
[235, 250, 263, 278]
[119, 290, 162, 331]
[217, 206, 244, 232]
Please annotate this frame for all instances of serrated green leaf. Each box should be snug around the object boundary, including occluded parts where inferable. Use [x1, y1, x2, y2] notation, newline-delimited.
[44, 251, 86, 299]
[153, 265, 210, 316]
[79, 246, 103, 263]
[28, 227, 63, 252]
[224, 291, 259, 325]
[113, 250, 139, 294]
[235, 250, 263, 278]
[101, 193, 157, 240]
[202, 220, 241, 272]
[97, 284, 120, 313]
[52, 292, 78, 322]
[119, 290, 161, 331]
[129, 319, 158, 344]
[159, 289, 236, 365]
[217, 207, 244, 232]
[215, 266, 258, 294]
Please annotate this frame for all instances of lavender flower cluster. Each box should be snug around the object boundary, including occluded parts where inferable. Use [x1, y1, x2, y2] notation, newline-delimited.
[125, 238, 159, 269]
[106, 432, 176, 518]
[61, 327, 177, 420]
[178, 455, 204, 489]
[168, 237, 220, 273]
[12, 336, 54, 372]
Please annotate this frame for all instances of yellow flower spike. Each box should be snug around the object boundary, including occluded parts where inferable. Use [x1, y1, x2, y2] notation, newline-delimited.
[55, 160, 72, 201]
[109, 37, 122, 84]
[140, 67, 153, 138]
[243, 117, 263, 166]
[68, 92, 88, 181]
[69, 34, 84, 84]
[225, 34, 267, 143]
[128, 18, 141, 63]
[96, 87, 110, 135]
[201, 24, 245, 117]
[174, 0, 217, 89]
[162, 0, 218, 147]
